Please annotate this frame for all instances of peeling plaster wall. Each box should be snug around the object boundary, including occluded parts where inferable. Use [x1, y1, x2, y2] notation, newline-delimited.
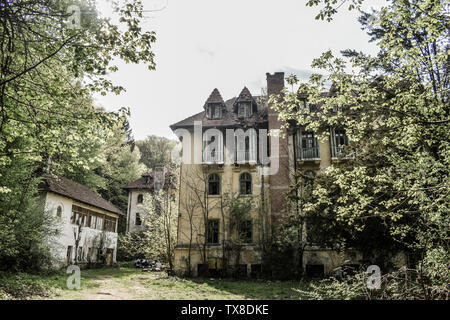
[44, 192, 119, 267]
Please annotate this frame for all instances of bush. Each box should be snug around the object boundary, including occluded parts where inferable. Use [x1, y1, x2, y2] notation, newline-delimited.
[295, 267, 449, 300]
[117, 231, 161, 262]
[0, 272, 53, 299]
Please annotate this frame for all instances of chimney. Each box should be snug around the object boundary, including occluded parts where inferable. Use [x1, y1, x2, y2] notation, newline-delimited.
[266, 72, 290, 227]
[266, 72, 285, 96]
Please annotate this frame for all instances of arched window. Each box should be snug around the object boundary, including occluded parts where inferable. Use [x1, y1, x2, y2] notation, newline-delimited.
[208, 173, 220, 195]
[239, 172, 252, 195]
[137, 194, 143, 204]
[56, 206, 62, 218]
[135, 212, 142, 226]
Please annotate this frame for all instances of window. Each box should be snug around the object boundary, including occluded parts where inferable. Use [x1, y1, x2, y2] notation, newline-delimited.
[202, 131, 224, 163]
[239, 172, 252, 195]
[104, 217, 117, 232]
[56, 206, 62, 218]
[90, 215, 97, 229]
[207, 104, 222, 119]
[66, 246, 73, 265]
[239, 220, 253, 243]
[137, 194, 143, 204]
[77, 247, 83, 262]
[71, 205, 88, 226]
[208, 173, 221, 195]
[95, 215, 103, 230]
[135, 212, 142, 226]
[295, 129, 319, 160]
[206, 220, 219, 244]
[330, 128, 349, 158]
[234, 129, 257, 163]
[238, 102, 252, 117]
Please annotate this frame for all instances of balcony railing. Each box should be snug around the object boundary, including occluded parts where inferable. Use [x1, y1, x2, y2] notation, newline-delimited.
[202, 150, 223, 164]
[297, 146, 320, 160]
[235, 150, 257, 163]
[331, 144, 345, 158]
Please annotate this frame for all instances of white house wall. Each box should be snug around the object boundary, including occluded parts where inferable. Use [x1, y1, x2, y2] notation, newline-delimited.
[44, 192, 119, 267]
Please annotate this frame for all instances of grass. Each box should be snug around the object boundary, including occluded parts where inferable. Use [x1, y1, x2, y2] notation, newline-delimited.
[0, 266, 312, 300]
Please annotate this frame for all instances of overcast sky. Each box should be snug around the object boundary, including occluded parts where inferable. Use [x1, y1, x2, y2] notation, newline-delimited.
[94, 0, 386, 140]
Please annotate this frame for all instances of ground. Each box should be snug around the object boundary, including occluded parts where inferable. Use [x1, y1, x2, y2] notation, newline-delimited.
[0, 266, 311, 300]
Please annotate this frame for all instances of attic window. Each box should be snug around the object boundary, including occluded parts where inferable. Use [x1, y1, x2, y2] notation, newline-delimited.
[207, 104, 222, 119]
[238, 102, 252, 117]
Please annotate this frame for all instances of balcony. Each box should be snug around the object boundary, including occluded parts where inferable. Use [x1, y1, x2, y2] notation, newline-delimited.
[235, 150, 257, 164]
[296, 146, 320, 161]
[202, 150, 223, 164]
[331, 144, 345, 158]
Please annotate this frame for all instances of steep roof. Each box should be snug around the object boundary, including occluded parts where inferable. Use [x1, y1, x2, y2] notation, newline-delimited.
[234, 87, 255, 104]
[43, 175, 124, 216]
[205, 88, 224, 105]
[123, 170, 177, 191]
[170, 96, 267, 130]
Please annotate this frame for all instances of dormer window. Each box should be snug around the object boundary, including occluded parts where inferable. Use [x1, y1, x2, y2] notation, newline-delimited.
[207, 104, 222, 119]
[238, 102, 252, 118]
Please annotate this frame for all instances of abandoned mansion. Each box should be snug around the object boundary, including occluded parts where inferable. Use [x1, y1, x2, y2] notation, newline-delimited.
[168, 72, 405, 277]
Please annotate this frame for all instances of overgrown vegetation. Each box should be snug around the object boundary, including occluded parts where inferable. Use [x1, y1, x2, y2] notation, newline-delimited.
[0, 0, 155, 270]
[271, 0, 449, 299]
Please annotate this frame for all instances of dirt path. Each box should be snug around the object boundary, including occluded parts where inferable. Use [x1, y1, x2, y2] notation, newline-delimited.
[51, 271, 159, 300]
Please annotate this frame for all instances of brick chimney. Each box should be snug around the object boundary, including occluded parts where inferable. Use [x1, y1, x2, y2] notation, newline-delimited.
[266, 72, 290, 226]
[266, 72, 285, 96]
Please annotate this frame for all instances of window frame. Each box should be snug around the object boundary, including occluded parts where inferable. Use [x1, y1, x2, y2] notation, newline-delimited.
[239, 220, 253, 244]
[135, 212, 142, 226]
[239, 172, 252, 195]
[206, 219, 220, 244]
[295, 128, 320, 160]
[208, 173, 221, 196]
[237, 102, 252, 118]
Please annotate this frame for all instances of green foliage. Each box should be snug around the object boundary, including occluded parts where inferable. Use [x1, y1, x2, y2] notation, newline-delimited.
[0, 0, 156, 271]
[117, 231, 153, 261]
[306, 0, 365, 21]
[272, 0, 449, 295]
[0, 272, 55, 299]
[136, 135, 177, 170]
[117, 189, 178, 265]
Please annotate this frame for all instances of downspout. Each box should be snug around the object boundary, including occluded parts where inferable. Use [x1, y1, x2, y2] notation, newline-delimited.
[126, 190, 132, 233]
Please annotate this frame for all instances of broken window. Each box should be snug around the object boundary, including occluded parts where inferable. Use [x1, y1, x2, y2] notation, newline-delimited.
[206, 219, 219, 244]
[238, 102, 252, 117]
[137, 194, 144, 204]
[207, 104, 222, 119]
[239, 220, 252, 243]
[56, 206, 62, 218]
[135, 212, 142, 226]
[208, 173, 221, 195]
[104, 217, 117, 232]
[239, 172, 252, 195]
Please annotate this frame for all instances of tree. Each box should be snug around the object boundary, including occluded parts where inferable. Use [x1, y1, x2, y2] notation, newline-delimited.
[0, 0, 156, 271]
[272, 0, 449, 297]
[136, 135, 177, 170]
